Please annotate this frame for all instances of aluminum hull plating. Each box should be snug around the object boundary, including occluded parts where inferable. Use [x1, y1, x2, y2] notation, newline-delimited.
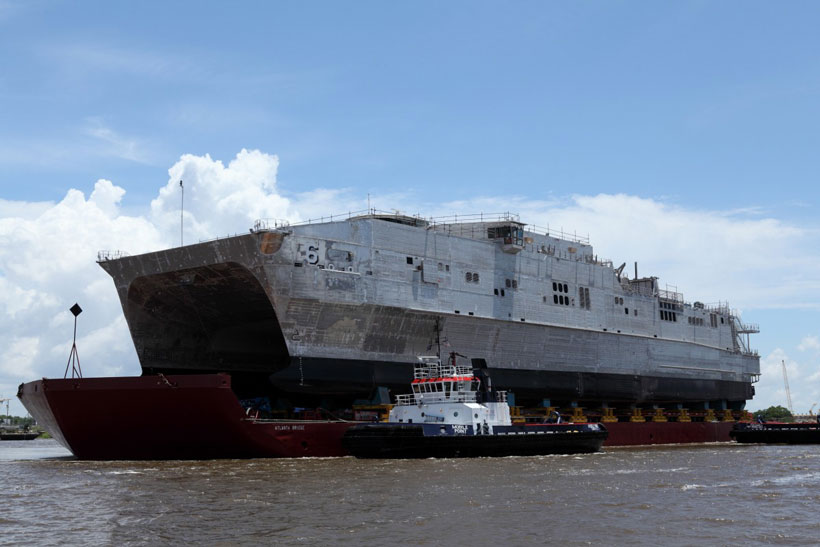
[342, 423, 608, 458]
[17, 374, 354, 460]
[97, 213, 760, 409]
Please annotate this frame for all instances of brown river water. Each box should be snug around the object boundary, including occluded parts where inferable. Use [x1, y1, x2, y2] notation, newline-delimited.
[2, 439, 820, 546]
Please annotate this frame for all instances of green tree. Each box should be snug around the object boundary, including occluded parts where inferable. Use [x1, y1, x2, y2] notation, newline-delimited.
[753, 405, 793, 422]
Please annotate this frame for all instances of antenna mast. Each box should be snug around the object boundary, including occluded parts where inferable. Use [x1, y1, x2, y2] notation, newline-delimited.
[64, 303, 83, 379]
[781, 359, 794, 414]
[179, 180, 184, 246]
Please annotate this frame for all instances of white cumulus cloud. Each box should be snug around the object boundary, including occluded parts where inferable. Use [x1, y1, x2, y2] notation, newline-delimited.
[798, 335, 820, 353]
[150, 149, 295, 243]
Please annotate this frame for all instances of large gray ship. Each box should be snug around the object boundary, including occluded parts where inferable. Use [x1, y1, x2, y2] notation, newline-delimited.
[98, 210, 760, 411]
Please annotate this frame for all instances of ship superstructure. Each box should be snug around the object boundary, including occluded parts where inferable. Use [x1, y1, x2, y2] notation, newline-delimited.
[98, 210, 760, 410]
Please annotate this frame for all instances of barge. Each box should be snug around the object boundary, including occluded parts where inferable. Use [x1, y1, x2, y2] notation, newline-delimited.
[18, 209, 760, 457]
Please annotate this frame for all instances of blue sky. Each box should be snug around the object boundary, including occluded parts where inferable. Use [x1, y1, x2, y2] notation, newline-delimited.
[1, 1, 820, 416]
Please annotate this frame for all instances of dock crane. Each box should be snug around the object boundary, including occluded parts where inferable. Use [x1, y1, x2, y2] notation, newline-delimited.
[781, 360, 794, 415]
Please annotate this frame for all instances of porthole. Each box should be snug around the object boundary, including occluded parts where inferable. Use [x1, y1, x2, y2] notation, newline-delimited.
[454, 411, 459, 417]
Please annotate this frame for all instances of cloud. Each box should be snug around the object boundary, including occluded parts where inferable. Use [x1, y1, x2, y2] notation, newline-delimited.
[150, 149, 294, 243]
[83, 119, 155, 164]
[0, 198, 54, 219]
[2, 148, 820, 417]
[0, 120, 157, 168]
[798, 335, 820, 353]
[754, 349, 820, 414]
[0, 178, 166, 415]
[423, 193, 820, 311]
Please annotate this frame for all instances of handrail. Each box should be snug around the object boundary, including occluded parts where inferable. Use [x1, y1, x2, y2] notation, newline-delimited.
[97, 250, 130, 262]
[251, 209, 590, 245]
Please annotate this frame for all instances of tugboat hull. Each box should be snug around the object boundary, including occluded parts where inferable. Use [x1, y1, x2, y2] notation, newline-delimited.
[343, 423, 608, 458]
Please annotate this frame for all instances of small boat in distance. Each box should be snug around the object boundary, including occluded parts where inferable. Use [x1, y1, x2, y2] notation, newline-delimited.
[0, 430, 40, 441]
[730, 420, 820, 444]
[343, 353, 608, 458]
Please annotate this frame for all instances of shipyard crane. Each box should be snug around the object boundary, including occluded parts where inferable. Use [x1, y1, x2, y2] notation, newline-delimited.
[0, 398, 10, 422]
[781, 360, 794, 415]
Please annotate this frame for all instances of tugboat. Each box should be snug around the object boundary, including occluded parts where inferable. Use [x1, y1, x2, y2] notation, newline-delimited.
[343, 354, 608, 458]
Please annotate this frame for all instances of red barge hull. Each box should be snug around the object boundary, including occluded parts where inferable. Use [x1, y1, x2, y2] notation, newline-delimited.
[603, 421, 734, 446]
[18, 374, 735, 460]
[17, 374, 354, 460]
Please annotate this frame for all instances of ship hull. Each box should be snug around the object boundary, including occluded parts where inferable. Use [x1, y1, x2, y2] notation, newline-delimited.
[342, 423, 608, 458]
[97, 217, 759, 412]
[18, 374, 738, 459]
[17, 374, 354, 460]
[270, 355, 753, 407]
[603, 421, 734, 446]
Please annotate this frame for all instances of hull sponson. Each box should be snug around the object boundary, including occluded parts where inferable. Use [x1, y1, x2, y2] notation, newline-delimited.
[270, 356, 752, 406]
[98, 214, 760, 407]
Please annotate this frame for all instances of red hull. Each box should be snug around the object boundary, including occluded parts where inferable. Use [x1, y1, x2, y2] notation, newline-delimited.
[17, 374, 355, 460]
[604, 421, 734, 446]
[18, 374, 736, 460]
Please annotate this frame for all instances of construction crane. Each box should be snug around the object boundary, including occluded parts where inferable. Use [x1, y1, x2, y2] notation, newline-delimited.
[0, 398, 10, 423]
[810, 403, 817, 417]
[781, 360, 794, 415]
